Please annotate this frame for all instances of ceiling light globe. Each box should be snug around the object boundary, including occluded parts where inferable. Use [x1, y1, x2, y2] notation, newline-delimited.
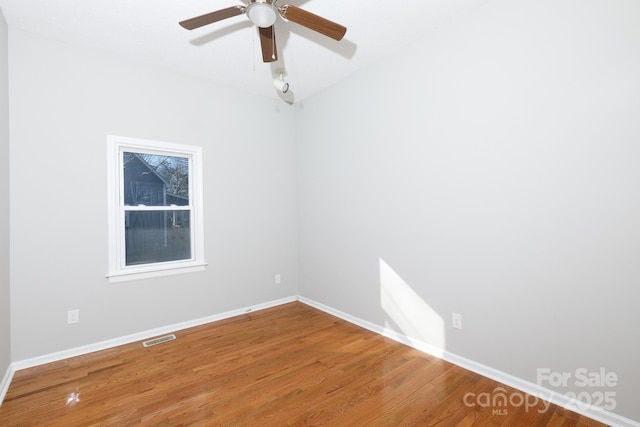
[248, 4, 277, 28]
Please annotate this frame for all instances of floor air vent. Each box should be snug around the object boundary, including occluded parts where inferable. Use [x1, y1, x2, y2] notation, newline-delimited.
[142, 334, 177, 347]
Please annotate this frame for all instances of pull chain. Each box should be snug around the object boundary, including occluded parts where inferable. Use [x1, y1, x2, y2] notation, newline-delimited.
[252, 27, 256, 71]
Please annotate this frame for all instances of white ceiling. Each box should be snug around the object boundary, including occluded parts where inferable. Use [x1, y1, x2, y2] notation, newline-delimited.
[0, 0, 488, 102]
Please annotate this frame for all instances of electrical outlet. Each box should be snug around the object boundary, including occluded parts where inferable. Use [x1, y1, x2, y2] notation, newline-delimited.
[452, 313, 462, 330]
[67, 309, 79, 325]
[275, 274, 281, 284]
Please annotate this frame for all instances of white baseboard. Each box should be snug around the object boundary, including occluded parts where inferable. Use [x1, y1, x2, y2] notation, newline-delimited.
[298, 296, 639, 427]
[0, 363, 15, 408]
[11, 296, 297, 372]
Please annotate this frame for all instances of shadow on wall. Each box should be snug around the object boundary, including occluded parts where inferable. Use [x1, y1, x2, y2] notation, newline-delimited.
[379, 258, 446, 355]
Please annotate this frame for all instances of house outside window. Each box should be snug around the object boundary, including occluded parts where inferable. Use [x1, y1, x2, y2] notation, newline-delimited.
[107, 136, 206, 282]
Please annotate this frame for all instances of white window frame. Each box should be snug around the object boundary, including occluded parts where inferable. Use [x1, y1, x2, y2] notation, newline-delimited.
[107, 135, 206, 283]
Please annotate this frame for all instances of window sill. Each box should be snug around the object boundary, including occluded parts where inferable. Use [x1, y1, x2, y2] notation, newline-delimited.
[107, 262, 208, 283]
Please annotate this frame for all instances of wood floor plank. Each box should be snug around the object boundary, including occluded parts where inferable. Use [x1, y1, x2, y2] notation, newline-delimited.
[0, 302, 609, 426]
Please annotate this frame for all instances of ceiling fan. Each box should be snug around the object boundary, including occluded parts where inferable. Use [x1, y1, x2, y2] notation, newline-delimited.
[179, 0, 347, 63]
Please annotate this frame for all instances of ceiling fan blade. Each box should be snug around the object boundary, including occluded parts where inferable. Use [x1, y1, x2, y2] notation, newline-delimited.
[278, 4, 346, 41]
[258, 26, 278, 62]
[179, 5, 245, 30]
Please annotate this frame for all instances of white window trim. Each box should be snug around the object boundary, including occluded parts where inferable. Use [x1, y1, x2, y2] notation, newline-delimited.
[106, 135, 206, 283]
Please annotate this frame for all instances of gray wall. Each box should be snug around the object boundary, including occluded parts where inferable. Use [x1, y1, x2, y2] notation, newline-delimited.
[296, 0, 640, 422]
[8, 29, 298, 360]
[0, 7, 11, 380]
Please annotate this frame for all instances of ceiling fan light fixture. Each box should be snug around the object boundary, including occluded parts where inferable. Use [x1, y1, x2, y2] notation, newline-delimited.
[247, 2, 277, 28]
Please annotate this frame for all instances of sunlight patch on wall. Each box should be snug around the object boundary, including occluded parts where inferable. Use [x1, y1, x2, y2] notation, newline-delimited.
[380, 258, 446, 352]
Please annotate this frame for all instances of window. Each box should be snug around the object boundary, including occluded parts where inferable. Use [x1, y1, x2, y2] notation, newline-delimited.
[107, 136, 206, 282]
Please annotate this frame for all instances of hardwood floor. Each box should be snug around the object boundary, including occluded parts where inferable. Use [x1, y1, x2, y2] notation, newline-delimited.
[0, 302, 607, 426]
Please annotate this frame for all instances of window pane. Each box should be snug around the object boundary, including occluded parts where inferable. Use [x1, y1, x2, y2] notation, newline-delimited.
[123, 152, 189, 206]
[125, 210, 191, 266]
